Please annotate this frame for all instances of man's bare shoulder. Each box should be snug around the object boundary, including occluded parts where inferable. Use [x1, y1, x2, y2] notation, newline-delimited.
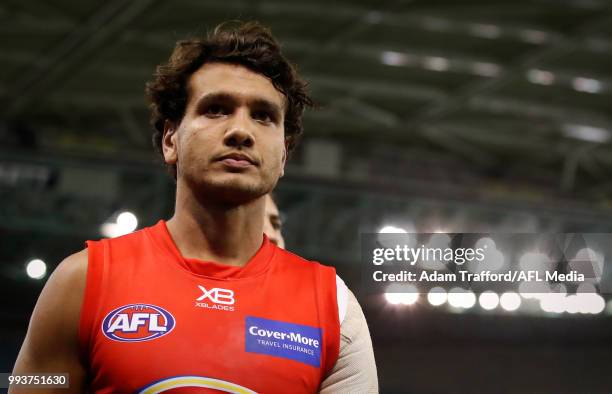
[53, 248, 88, 287]
[10, 249, 89, 391]
[23, 248, 89, 344]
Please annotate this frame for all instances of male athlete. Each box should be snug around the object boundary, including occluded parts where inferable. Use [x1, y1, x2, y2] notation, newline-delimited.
[12, 22, 377, 393]
[263, 194, 285, 249]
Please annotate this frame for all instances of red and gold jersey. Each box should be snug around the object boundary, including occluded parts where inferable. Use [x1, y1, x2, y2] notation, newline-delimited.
[79, 221, 340, 393]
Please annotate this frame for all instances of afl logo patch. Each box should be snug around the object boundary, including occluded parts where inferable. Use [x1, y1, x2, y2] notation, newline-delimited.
[102, 304, 176, 342]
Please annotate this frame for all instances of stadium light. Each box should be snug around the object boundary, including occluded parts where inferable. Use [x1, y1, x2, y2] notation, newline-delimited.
[101, 211, 139, 238]
[500, 292, 521, 311]
[479, 291, 499, 310]
[385, 284, 419, 306]
[26, 259, 47, 280]
[427, 287, 447, 306]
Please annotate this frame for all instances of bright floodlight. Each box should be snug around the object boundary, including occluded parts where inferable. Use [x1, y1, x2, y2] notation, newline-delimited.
[101, 211, 139, 238]
[500, 292, 521, 311]
[117, 211, 138, 232]
[473, 237, 504, 271]
[462, 290, 476, 309]
[427, 287, 447, 306]
[526, 69, 555, 85]
[399, 292, 419, 305]
[384, 292, 419, 305]
[563, 295, 579, 314]
[381, 51, 409, 67]
[572, 77, 602, 94]
[377, 224, 415, 249]
[563, 125, 610, 144]
[479, 291, 499, 310]
[540, 293, 565, 314]
[590, 294, 605, 314]
[385, 284, 419, 306]
[384, 293, 403, 305]
[448, 287, 475, 309]
[26, 259, 47, 279]
[378, 225, 407, 234]
[578, 293, 605, 314]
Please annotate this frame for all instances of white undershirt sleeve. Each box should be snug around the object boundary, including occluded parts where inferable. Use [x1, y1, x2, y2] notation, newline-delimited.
[319, 278, 378, 393]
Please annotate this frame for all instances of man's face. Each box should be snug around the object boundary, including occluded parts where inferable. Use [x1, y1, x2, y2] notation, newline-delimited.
[162, 63, 286, 203]
[263, 194, 285, 248]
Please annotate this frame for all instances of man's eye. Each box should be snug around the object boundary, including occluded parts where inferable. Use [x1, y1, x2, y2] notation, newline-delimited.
[253, 111, 273, 123]
[205, 105, 228, 116]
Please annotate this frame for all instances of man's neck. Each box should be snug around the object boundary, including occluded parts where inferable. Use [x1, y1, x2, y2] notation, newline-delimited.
[165, 183, 266, 267]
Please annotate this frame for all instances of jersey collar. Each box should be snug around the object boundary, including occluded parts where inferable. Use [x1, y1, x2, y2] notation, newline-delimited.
[147, 220, 275, 280]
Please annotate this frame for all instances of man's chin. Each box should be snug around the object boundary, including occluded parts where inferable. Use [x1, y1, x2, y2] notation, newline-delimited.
[192, 177, 271, 205]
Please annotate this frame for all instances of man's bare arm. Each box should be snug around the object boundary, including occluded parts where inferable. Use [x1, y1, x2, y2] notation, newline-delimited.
[10, 249, 89, 393]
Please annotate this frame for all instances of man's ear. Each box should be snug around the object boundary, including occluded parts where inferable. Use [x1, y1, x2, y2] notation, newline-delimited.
[280, 146, 287, 178]
[162, 120, 178, 165]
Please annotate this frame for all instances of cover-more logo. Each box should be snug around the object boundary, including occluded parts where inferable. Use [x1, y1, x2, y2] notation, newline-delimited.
[195, 286, 235, 312]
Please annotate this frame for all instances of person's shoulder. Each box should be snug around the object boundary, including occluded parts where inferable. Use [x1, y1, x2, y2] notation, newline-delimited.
[20, 248, 89, 348]
[88, 224, 158, 259]
[273, 245, 333, 270]
[53, 248, 88, 286]
[93, 224, 153, 247]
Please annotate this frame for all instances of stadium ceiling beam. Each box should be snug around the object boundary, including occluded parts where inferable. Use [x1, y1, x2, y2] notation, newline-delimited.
[469, 95, 612, 131]
[4, 35, 611, 97]
[306, 74, 447, 101]
[5, 1, 612, 58]
[118, 107, 150, 148]
[257, 2, 612, 54]
[90, 31, 612, 96]
[0, 12, 73, 32]
[430, 122, 561, 158]
[330, 97, 400, 129]
[3, 0, 156, 117]
[416, 125, 498, 168]
[0, 0, 74, 25]
[403, 7, 612, 136]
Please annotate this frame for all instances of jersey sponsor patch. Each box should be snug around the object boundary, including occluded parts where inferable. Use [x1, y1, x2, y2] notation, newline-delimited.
[195, 285, 235, 312]
[245, 316, 322, 367]
[102, 303, 175, 342]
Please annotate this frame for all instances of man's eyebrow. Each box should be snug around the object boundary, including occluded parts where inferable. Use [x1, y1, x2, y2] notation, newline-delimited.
[194, 92, 237, 110]
[250, 98, 283, 117]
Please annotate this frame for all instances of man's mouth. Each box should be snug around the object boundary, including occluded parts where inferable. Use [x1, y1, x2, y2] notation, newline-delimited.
[215, 153, 257, 169]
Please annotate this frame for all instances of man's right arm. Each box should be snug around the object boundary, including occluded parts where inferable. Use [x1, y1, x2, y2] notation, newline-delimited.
[10, 249, 89, 393]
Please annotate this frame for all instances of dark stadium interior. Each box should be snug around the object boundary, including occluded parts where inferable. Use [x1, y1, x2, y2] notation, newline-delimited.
[2, 0, 612, 393]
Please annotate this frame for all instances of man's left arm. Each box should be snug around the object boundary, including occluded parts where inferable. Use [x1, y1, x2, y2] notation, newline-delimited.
[319, 289, 379, 393]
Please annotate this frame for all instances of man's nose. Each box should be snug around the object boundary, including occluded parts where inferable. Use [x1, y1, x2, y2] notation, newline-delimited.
[224, 110, 254, 148]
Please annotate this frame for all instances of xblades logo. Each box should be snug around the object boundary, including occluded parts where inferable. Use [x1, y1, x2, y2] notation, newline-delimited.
[195, 286, 235, 312]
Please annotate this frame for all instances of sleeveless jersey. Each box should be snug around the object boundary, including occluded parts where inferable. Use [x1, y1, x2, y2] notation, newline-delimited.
[79, 220, 340, 393]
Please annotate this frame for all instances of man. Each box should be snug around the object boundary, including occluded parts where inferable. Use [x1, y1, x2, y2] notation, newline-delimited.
[263, 194, 285, 249]
[12, 22, 376, 393]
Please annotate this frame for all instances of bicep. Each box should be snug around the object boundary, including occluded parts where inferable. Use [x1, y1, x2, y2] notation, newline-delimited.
[10, 250, 89, 393]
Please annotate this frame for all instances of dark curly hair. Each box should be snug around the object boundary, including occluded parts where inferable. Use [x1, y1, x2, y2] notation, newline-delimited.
[145, 21, 313, 178]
